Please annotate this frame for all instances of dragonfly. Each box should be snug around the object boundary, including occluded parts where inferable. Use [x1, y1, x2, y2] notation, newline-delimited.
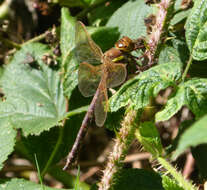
[63, 21, 136, 169]
[76, 21, 138, 126]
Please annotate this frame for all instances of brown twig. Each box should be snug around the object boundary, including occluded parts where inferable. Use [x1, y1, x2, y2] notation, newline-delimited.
[124, 152, 151, 163]
[183, 152, 194, 179]
[1, 165, 35, 172]
[80, 166, 100, 181]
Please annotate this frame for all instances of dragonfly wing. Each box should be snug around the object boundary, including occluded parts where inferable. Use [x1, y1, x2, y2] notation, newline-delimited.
[78, 62, 102, 97]
[104, 57, 127, 88]
[75, 21, 103, 65]
[94, 80, 108, 127]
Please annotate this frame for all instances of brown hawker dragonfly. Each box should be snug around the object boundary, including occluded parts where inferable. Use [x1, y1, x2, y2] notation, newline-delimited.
[75, 21, 136, 127]
[63, 22, 138, 169]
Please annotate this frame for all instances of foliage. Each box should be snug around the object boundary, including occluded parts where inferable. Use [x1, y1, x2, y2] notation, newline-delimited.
[0, 0, 207, 189]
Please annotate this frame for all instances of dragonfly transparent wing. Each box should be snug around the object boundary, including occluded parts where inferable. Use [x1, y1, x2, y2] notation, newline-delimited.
[103, 57, 127, 88]
[78, 62, 102, 97]
[75, 21, 103, 65]
[94, 79, 108, 127]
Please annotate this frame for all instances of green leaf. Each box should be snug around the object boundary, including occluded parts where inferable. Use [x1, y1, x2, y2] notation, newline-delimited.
[156, 78, 207, 122]
[0, 43, 67, 136]
[110, 62, 182, 112]
[135, 122, 163, 157]
[62, 54, 79, 99]
[18, 127, 65, 170]
[112, 169, 164, 190]
[170, 9, 191, 26]
[162, 176, 184, 190]
[158, 46, 183, 65]
[104, 108, 124, 130]
[185, 0, 207, 60]
[0, 178, 71, 190]
[0, 119, 16, 170]
[89, 26, 119, 52]
[60, 8, 78, 99]
[15, 111, 86, 171]
[88, 0, 128, 26]
[173, 115, 207, 158]
[60, 8, 76, 60]
[107, 0, 153, 39]
[170, 38, 189, 64]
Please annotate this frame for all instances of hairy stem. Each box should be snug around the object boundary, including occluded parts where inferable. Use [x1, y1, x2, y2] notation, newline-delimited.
[98, 109, 138, 190]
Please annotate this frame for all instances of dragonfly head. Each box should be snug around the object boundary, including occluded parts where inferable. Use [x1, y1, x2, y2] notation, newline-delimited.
[115, 36, 135, 52]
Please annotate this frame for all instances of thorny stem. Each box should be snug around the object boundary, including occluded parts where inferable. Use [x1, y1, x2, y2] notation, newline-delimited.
[182, 55, 192, 82]
[98, 109, 138, 190]
[98, 0, 176, 189]
[145, 0, 175, 65]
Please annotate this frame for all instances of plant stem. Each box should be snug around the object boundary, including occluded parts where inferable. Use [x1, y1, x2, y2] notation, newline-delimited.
[182, 55, 192, 82]
[34, 154, 45, 190]
[158, 157, 196, 190]
[65, 105, 89, 118]
[0, 36, 21, 49]
[23, 32, 47, 45]
[98, 109, 138, 190]
[48, 165, 90, 190]
[76, 0, 107, 20]
[40, 126, 64, 177]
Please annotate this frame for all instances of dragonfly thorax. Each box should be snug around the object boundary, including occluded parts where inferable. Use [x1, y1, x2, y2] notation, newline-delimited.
[104, 47, 124, 62]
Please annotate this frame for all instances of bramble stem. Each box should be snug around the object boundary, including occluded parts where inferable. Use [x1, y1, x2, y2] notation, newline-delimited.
[98, 109, 138, 190]
[158, 157, 196, 190]
[145, 0, 175, 65]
